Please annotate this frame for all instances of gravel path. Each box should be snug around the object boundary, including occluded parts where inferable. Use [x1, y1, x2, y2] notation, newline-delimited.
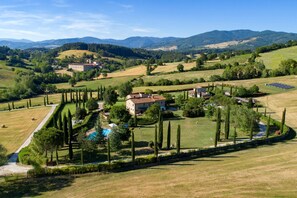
[0, 104, 57, 176]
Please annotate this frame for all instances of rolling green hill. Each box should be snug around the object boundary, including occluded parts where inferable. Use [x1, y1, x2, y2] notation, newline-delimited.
[257, 46, 297, 69]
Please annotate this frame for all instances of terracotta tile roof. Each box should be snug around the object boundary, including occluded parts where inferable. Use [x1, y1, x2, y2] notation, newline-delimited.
[128, 95, 166, 104]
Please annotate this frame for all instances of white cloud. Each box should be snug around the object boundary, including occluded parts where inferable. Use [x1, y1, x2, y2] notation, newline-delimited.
[132, 27, 157, 33]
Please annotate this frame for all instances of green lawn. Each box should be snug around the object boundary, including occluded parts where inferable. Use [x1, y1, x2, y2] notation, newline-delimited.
[61, 103, 77, 117]
[257, 46, 297, 69]
[55, 76, 138, 90]
[143, 69, 224, 83]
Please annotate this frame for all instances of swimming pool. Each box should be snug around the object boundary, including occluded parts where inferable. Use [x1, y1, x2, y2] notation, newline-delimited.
[87, 128, 111, 140]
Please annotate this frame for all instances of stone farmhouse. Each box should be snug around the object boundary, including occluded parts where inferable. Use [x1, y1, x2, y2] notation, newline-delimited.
[126, 93, 166, 115]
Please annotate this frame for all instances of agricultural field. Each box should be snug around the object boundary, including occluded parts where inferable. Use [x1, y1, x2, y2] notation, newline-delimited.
[143, 69, 224, 83]
[55, 76, 138, 90]
[103, 65, 146, 78]
[151, 62, 196, 74]
[57, 50, 98, 59]
[3, 137, 297, 197]
[0, 106, 51, 155]
[0, 94, 61, 111]
[257, 46, 297, 69]
[0, 61, 29, 89]
[205, 53, 251, 66]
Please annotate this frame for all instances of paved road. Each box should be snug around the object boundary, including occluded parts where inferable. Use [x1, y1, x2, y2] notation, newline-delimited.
[0, 104, 57, 176]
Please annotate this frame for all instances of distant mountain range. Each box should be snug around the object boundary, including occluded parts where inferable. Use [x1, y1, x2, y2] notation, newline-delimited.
[2, 30, 297, 51]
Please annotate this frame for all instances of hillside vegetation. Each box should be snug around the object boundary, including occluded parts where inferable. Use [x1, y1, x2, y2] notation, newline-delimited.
[57, 50, 98, 59]
[257, 46, 297, 69]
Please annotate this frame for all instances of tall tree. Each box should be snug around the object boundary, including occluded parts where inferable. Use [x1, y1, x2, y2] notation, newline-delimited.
[131, 130, 135, 163]
[166, 121, 171, 150]
[46, 94, 49, 105]
[95, 114, 105, 144]
[118, 82, 133, 98]
[43, 96, 46, 106]
[280, 108, 286, 133]
[68, 110, 73, 160]
[225, 105, 230, 139]
[216, 108, 221, 141]
[249, 118, 254, 140]
[266, 115, 271, 138]
[176, 124, 181, 154]
[63, 113, 68, 145]
[58, 112, 63, 130]
[12, 101, 14, 109]
[107, 138, 111, 164]
[158, 110, 163, 149]
[29, 99, 32, 107]
[233, 127, 237, 144]
[134, 114, 138, 127]
[154, 124, 158, 157]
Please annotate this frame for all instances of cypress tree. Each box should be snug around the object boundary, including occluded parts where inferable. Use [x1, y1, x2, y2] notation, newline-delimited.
[249, 118, 254, 140]
[58, 112, 63, 130]
[183, 91, 186, 100]
[264, 107, 267, 117]
[154, 124, 158, 157]
[8, 103, 11, 111]
[46, 94, 49, 105]
[63, 114, 68, 145]
[90, 90, 93, 98]
[76, 90, 78, 103]
[61, 92, 65, 104]
[68, 110, 73, 159]
[29, 99, 32, 107]
[70, 90, 73, 102]
[230, 86, 233, 96]
[100, 85, 103, 100]
[225, 105, 230, 139]
[134, 114, 138, 127]
[84, 88, 88, 101]
[221, 83, 224, 92]
[266, 115, 271, 138]
[79, 90, 81, 101]
[65, 92, 68, 103]
[97, 87, 100, 100]
[280, 108, 286, 133]
[176, 124, 181, 154]
[194, 88, 197, 98]
[131, 131, 135, 163]
[69, 138, 73, 160]
[214, 127, 218, 147]
[107, 138, 111, 164]
[256, 105, 259, 112]
[26, 101, 29, 109]
[158, 110, 163, 149]
[12, 101, 14, 109]
[216, 108, 221, 141]
[43, 97, 46, 106]
[233, 127, 237, 144]
[166, 121, 171, 150]
[53, 114, 58, 128]
[81, 147, 84, 165]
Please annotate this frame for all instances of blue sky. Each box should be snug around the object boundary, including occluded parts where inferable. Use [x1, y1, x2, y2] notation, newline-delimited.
[0, 0, 297, 41]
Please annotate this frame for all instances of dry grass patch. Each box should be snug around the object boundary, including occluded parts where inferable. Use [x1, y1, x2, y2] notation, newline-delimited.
[103, 65, 147, 78]
[0, 106, 51, 155]
[152, 62, 196, 74]
[57, 50, 98, 59]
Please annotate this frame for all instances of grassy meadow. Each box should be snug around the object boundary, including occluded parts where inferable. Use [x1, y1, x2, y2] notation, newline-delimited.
[0, 94, 61, 111]
[0, 106, 51, 155]
[257, 46, 297, 69]
[57, 50, 98, 59]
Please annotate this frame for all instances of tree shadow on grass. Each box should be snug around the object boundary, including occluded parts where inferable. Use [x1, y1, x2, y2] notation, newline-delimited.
[0, 175, 75, 197]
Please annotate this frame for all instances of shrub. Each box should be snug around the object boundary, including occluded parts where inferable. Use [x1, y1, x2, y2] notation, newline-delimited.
[162, 110, 174, 118]
[86, 98, 99, 111]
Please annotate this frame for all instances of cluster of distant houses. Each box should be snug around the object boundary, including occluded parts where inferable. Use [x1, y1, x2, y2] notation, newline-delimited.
[68, 60, 103, 72]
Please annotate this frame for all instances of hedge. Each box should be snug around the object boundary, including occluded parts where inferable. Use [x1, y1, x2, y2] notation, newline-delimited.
[73, 111, 97, 133]
[43, 103, 64, 129]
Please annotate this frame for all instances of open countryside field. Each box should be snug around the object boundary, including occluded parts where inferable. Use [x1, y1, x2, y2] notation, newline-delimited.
[143, 69, 224, 83]
[6, 139, 297, 197]
[0, 107, 51, 155]
[134, 75, 297, 94]
[0, 61, 29, 89]
[103, 65, 146, 78]
[152, 62, 196, 74]
[257, 46, 297, 69]
[56, 75, 138, 90]
[257, 89, 297, 129]
[205, 53, 251, 66]
[0, 94, 61, 111]
[57, 50, 98, 59]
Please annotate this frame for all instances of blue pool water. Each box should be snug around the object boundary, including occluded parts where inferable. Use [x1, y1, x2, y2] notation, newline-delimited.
[87, 129, 111, 140]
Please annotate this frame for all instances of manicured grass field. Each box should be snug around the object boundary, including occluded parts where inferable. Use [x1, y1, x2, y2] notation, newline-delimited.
[0, 107, 51, 155]
[134, 111, 217, 149]
[0, 94, 61, 111]
[55, 76, 138, 90]
[257, 46, 297, 69]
